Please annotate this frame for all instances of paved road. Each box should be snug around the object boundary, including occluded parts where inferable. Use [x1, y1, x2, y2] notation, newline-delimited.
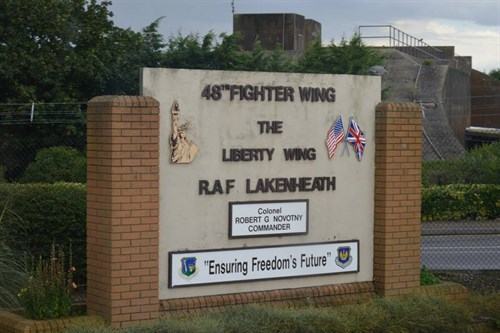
[421, 233, 500, 270]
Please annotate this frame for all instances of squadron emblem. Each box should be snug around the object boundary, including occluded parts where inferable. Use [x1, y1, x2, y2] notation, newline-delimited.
[335, 246, 353, 269]
[180, 257, 197, 279]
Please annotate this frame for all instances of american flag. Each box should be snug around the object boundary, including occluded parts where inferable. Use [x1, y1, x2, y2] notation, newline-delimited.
[326, 116, 344, 159]
[347, 118, 366, 161]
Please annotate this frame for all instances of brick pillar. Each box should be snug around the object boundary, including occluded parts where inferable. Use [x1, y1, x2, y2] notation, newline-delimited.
[86, 96, 160, 327]
[374, 102, 422, 297]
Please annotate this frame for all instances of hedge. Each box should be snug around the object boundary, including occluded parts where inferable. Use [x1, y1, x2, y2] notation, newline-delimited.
[421, 184, 500, 222]
[422, 141, 500, 186]
[0, 183, 86, 283]
[1, 182, 498, 286]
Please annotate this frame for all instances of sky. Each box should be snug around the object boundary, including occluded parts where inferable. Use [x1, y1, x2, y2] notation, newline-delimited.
[108, 0, 500, 73]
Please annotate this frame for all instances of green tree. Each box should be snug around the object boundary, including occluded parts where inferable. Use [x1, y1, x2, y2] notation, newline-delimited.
[265, 44, 294, 72]
[0, 0, 166, 103]
[489, 68, 500, 80]
[0, 0, 167, 181]
[163, 32, 216, 69]
[296, 34, 384, 74]
[241, 40, 293, 73]
[1, 0, 107, 102]
[330, 34, 385, 74]
[211, 32, 251, 70]
[296, 39, 331, 73]
[162, 31, 255, 71]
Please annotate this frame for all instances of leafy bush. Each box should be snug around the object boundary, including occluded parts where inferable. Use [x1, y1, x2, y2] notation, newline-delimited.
[18, 243, 76, 319]
[423, 142, 500, 186]
[20, 146, 86, 184]
[421, 266, 441, 285]
[0, 183, 86, 284]
[421, 184, 500, 221]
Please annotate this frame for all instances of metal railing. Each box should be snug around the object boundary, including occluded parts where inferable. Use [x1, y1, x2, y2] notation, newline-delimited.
[359, 25, 446, 60]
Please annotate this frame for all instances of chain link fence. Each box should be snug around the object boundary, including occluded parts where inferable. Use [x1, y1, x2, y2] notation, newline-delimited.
[0, 102, 86, 183]
[420, 140, 500, 271]
[421, 221, 500, 270]
[0, 102, 88, 285]
[1, 102, 499, 273]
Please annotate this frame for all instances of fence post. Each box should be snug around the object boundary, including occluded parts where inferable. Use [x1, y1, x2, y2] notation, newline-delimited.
[86, 96, 160, 327]
[374, 102, 422, 296]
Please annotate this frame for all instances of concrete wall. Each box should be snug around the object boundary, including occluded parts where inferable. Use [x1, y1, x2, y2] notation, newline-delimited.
[442, 67, 471, 146]
[471, 69, 500, 129]
[304, 19, 321, 48]
[233, 13, 321, 51]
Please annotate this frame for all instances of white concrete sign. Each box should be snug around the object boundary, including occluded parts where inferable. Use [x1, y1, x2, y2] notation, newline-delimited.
[141, 68, 380, 299]
[229, 200, 308, 237]
[169, 241, 359, 287]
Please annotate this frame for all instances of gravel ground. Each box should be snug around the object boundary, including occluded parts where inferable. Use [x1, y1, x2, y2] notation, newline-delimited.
[434, 270, 500, 294]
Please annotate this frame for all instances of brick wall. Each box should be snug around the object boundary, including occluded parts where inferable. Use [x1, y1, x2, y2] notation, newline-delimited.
[86, 96, 160, 327]
[160, 282, 376, 317]
[374, 102, 422, 296]
[85, 98, 423, 326]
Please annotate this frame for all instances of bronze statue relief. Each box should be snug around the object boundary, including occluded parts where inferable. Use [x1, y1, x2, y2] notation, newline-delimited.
[169, 100, 198, 164]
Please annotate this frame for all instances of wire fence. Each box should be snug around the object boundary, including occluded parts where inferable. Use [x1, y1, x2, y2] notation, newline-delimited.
[0, 102, 498, 273]
[0, 102, 86, 125]
[421, 221, 500, 271]
[0, 102, 86, 182]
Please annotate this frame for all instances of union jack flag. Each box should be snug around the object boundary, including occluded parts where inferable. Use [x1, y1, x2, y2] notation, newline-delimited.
[326, 116, 344, 159]
[347, 118, 366, 161]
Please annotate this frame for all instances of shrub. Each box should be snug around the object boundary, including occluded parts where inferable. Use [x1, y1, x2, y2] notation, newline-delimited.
[0, 183, 86, 284]
[421, 184, 500, 221]
[18, 243, 76, 319]
[20, 146, 86, 184]
[423, 159, 463, 186]
[421, 266, 441, 285]
[423, 141, 500, 186]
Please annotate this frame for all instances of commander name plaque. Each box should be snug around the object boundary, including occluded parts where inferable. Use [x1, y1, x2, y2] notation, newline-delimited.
[229, 200, 308, 238]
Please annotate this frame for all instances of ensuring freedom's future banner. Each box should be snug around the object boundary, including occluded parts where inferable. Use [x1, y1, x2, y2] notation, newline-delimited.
[169, 241, 359, 287]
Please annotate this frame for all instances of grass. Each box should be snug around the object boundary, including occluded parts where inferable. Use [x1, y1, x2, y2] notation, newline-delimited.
[63, 293, 500, 333]
[0, 201, 25, 309]
[467, 293, 500, 329]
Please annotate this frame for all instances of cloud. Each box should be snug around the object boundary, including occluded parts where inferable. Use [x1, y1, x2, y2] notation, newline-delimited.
[425, 21, 457, 35]
[109, 0, 500, 72]
[358, 17, 499, 72]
